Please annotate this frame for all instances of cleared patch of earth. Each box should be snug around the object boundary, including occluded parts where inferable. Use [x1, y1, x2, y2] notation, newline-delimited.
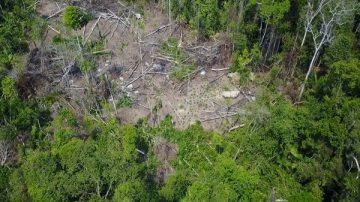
[35, 1, 258, 132]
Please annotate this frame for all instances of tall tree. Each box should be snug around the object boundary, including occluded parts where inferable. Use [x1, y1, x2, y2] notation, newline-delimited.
[298, 0, 359, 100]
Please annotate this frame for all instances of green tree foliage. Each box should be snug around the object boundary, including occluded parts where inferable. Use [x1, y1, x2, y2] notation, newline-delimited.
[0, 0, 49, 151]
[231, 44, 262, 83]
[159, 170, 191, 201]
[253, 0, 291, 27]
[117, 95, 133, 108]
[0, 76, 49, 142]
[323, 31, 356, 66]
[8, 169, 30, 201]
[12, 118, 148, 201]
[231, 50, 252, 84]
[1, 0, 360, 201]
[171, 0, 221, 38]
[0, 167, 10, 201]
[190, 0, 220, 38]
[0, 0, 35, 69]
[326, 59, 360, 97]
[30, 16, 47, 41]
[4, 92, 360, 201]
[113, 180, 148, 202]
[63, 6, 92, 30]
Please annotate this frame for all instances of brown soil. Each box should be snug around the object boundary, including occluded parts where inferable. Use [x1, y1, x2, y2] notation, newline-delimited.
[155, 164, 175, 184]
[35, 1, 258, 132]
[153, 137, 178, 162]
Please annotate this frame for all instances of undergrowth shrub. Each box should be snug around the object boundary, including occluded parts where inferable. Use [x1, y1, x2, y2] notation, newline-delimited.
[63, 6, 92, 30]
[117, 96, 133, 108]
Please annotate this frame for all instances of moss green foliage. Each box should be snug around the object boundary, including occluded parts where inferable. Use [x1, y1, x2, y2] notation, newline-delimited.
[119, 42, 128, 52]
[117, 95, 133, 108]
[113, 180, 148, 201]
[52, 35, 102, 75]
[80, 60, 96, 74]
[159, 171, 191, 201]
[0, 1, 28, 128]
[326, 59, 360, 96]
[0, 0, 35, 69]
[63, 6, 92, 30]
[161, 37, 184, 61]
[0, 4, 52, 201]
[170, 0, 291, 39]
[231, 44, 262, 84]
[231, 50, 251, 84]
[255, 0, 291, 26]
[161, 37, 194, 80]
[171, 0, 221, 38]
[170, 64, 194, 80]
[0, 76, 49, 141]
[30, 16, 47, 41]
[84, 40, 105, 53]
[0, 167, 10, 201]
[138, 21, 146, 30]
[8, 117, 150, 201]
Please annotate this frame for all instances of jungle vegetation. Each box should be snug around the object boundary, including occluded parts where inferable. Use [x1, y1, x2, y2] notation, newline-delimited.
[1, 0, 360, 201]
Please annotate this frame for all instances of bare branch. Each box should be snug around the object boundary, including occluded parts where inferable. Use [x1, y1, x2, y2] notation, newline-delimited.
[144, 23, 172, 38]
[352, 155, 360, 179]
[48, 25, 60, 34]
[46, 8, 64, 20]
[84, 16, 102, 45]
[0, 141, 14, 166]
[299, 0, 358, 100]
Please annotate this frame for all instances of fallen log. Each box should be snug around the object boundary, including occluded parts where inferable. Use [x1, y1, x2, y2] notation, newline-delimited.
[84, 16, 102, 44]
[46, 8, 64, 19]
[144, 23, 172, 38]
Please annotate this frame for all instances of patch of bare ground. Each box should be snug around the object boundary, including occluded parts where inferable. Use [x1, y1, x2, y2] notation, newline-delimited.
[153, 137, 177, 184]
[34, 1, 258, 132]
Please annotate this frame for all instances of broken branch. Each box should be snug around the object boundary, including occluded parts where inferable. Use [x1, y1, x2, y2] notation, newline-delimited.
[48, 25, 60, 34]
[144, 23, 172, 38]
[211, 68, 229, 71]
[46, 8, 64, 19]
[200, 113, 239, 122]
[228, 124, 245, 132]
[352, 155, 360, 179]
[84, 16, 102, 45]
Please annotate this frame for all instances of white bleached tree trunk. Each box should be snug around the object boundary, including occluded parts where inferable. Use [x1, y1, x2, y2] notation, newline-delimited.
[298, 0, 358, 100]
[301, 0, 332, 48]
[0, 141, 13, 166]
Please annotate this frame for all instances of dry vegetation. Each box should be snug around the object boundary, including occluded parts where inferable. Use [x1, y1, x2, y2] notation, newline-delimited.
[32, 0, 256, 132]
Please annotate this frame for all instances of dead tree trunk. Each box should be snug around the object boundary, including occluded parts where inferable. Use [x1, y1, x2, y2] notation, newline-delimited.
[299, 47, 320, 99]
[301, 0, 331, 48]
[298, 0, 358, 100]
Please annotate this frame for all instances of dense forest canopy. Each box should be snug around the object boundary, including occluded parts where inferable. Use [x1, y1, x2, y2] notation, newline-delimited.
[0, 0, 360, 201]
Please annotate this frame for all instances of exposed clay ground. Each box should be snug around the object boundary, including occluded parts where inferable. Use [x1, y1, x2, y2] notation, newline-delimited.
[34, 1, 258, 132]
